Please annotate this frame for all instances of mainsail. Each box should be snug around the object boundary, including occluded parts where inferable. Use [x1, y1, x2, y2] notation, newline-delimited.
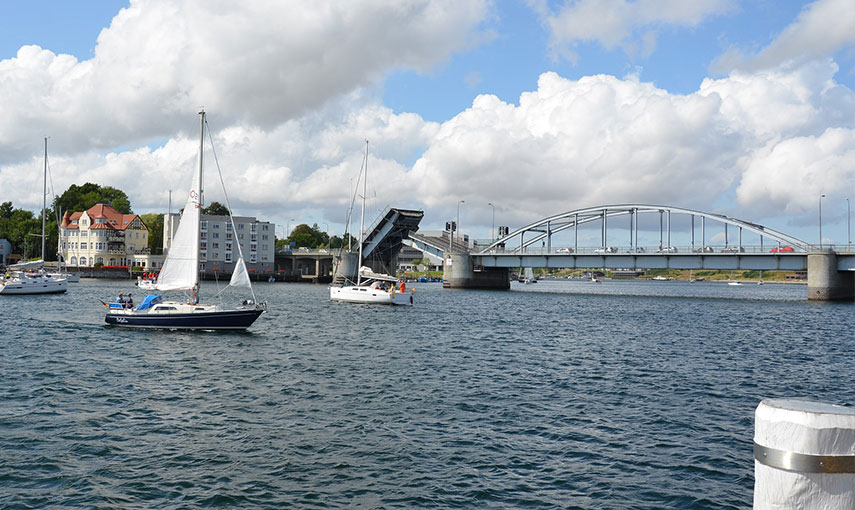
[155, 150, 202, 292]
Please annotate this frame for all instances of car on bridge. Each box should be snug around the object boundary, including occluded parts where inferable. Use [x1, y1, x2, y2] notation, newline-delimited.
[721, 246, 745, 253]
[770, 246, 794, 253]
[556, 247, 574, 253]
[594, 247, 618, 254]
[693, 246, 715, 253]
[657, 246, 678, 253]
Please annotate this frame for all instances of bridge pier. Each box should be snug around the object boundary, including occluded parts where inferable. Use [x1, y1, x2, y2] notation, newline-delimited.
[808, 251, 855, 301]
[443, 253, 509, 290]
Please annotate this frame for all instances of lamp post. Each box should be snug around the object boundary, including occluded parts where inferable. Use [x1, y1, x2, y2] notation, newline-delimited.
[819, 195, 825, 250]
[457, 200, 465, 249]
[488, 202, 495, 242]
[847, 198, 851, 250]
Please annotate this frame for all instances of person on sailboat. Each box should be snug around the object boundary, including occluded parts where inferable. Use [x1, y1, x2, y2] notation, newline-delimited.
[116, 292, 125, 306]
[126, 293, 134, 309]
[399, 279, 406, 292]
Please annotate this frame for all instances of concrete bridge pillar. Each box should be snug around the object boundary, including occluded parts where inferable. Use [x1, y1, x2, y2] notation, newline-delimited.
[443, 253, 509, 289]
[808, 251, 855, 301]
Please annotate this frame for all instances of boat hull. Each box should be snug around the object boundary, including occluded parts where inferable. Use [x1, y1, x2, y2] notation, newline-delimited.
[330, 285, 413, 305]
[105, 308, 264, 330]
[0, 278, 67, 295]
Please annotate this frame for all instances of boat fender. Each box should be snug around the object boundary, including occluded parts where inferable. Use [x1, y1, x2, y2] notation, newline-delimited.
[409, 295, 413, 304]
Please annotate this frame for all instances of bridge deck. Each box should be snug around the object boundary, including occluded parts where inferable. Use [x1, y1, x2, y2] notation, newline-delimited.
[473, 251, 855, 272]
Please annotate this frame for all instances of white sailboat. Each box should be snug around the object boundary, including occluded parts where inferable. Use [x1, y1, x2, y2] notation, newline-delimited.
[104, 110, 266, 329]
[0, 138, 68, 295]
[329, 141, 413, 306]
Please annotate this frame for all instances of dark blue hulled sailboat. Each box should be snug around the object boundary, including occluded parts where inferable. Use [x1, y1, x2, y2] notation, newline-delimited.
[104, 111, 265, 330]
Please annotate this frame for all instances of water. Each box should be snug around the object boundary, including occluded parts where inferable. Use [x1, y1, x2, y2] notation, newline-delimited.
[1, 278, 852, 509]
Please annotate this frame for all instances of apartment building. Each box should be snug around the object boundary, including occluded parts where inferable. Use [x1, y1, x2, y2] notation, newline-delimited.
[165, 213, 275, 277]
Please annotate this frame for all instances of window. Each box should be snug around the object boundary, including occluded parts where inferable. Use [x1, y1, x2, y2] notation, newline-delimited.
[226, 242, 232, 250]
[213, 232, 219, 239]
[213, 223, 220, 228]
[71, 220, 78, 225]
[225, 252, 232, 262]
[212, 243, 219, 249]
[81, 231, 88, 237]
[226, 233, 233, 240]
[200, 242, 207, 250]
[262, 244, 268, 251]
[250, 244, 257, 252]
[201, 232, 207, 240]
[226, 224, 233, 232]
[82, 219, 88, 226]
[262, 235, 268, 241]
[80, 242, 87, 249]
[201, 221, 208, 230]
[97, 257, 104, 264]
[262, 224, 268, 231]
[96, 218, 107, 224]
[238, 234, 244, 240]
[238, 223, 244, 229]
[250, 253, 257, 262]
[70, 257, 77, 265]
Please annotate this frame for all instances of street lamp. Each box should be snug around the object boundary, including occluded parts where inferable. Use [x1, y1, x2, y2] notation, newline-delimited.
[847, 198, 851, 249]
[457, 200, 465, 248]
[488, 202, 495, 242]
[819, 195, 825, 250]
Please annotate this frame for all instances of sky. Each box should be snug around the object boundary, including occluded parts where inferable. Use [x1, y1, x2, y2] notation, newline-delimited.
[0, 0, 853, 247]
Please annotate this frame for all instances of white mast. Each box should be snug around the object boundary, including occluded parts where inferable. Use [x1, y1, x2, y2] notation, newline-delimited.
[357, 140, 368, 285]
[42, 137, 47, 262]
[195, 110, 205, 292]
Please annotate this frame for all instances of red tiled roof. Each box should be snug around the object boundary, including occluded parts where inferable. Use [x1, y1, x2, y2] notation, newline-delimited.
[61, 204, 143, 231]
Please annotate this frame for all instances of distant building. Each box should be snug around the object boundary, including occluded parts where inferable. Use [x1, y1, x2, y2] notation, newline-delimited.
[60, 204, 160, 268]
[164, 213, 275, 277]
[0, 238, 11, 265]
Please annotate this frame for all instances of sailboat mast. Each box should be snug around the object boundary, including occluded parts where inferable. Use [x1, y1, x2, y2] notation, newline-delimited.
[357, 140, 368, 286]
[196, 110, 205, 293]
[42, 137, 47, 262]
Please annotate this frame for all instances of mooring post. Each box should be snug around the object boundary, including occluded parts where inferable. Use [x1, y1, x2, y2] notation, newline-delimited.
[754, 399, 855, 509]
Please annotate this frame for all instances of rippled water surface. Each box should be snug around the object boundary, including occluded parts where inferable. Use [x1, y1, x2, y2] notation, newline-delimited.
[1, 278, 853, 509]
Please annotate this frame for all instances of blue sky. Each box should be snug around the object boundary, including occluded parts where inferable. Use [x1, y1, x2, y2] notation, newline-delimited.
[0, 0, 853, 246]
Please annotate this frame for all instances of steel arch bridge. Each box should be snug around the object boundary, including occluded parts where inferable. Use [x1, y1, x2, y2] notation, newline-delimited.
[477, 204, 811, 255]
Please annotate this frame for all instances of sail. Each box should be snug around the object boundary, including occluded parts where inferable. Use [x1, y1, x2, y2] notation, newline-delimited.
[155, 153, 202, 292]
[229, 257, 252, 289]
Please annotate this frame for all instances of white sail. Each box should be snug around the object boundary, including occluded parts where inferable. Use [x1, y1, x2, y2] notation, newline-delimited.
[229, 257, 252, 289]
[155, 150, 202, 291]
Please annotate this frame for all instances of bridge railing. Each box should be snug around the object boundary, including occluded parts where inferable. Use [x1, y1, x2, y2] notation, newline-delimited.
[474, 244, 816, 255]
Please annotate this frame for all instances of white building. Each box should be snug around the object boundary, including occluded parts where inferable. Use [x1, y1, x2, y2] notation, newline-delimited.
[165, 213, 275, 278]
[60, 204, 159, 268]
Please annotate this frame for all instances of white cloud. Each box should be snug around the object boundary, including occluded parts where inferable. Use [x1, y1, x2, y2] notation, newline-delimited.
[0, 0, 489, 161]
[537, 0, 732, 62]
[713, 0, 855, 74]
[736, 128, 855, 217]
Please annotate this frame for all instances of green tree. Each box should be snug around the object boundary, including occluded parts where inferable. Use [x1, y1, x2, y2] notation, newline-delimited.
[201, 201, 230, 216]
[288, 224, 319, 248]
[55, 183, 133, 214]
[140, 213, 164, 255]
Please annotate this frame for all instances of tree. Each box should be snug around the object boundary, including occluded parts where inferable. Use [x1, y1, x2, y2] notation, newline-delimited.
[55, 182, 133, 215]
[201, 201, 230, 216]
[140, 213, 164, 255]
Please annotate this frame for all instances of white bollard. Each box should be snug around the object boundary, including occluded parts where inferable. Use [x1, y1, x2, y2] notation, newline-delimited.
[754, 399, 855, 509]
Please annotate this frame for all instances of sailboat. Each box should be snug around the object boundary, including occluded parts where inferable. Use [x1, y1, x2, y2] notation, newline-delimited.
[104, 110, 266, 329]
[0, 138, 68, 295]
[523, 267, 536, 284]
[329, 141, 413, 305]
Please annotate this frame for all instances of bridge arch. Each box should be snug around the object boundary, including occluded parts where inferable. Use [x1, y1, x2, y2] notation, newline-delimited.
[477, 204, 811, 254]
